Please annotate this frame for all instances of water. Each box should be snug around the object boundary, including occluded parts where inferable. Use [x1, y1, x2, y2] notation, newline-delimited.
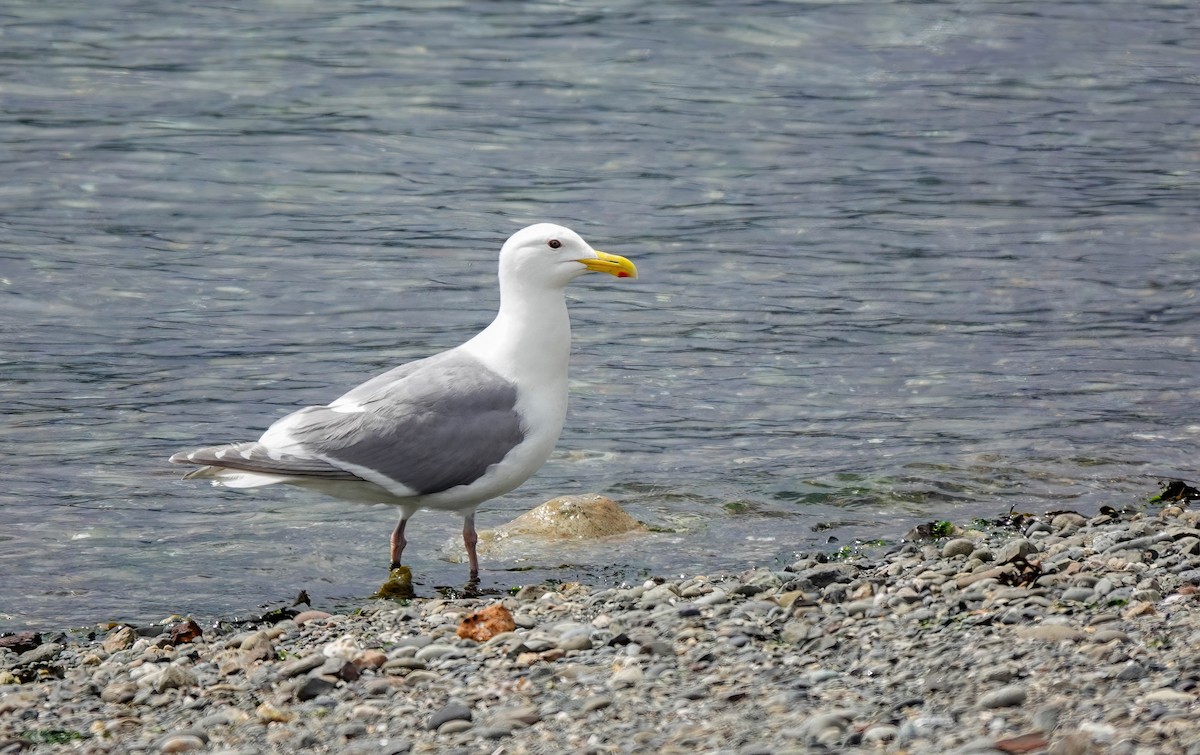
[3, 0, 1198, 631]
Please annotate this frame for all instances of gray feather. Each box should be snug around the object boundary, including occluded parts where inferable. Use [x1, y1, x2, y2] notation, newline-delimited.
[288, 352, 525, 494]
[172, 351, 526, 496]
[169, 442, 361, 480]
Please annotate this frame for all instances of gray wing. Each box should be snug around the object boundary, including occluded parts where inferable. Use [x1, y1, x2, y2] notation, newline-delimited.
[270, 350, 526, 495]
[170, 442, 361, 480]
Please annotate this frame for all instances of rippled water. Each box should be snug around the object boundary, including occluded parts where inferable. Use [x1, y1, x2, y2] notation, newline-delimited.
[3, 1, 1198, 631]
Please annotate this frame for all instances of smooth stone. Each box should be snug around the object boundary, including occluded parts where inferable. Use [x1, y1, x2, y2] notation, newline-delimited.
[277, 654, 325, 679]
[1015, 625, 1087, 642]
[437, 719, 474, 735]
[393, 634, 433, 649]
[1092, 629, 1129, 644]
[414, 644, 459, 662]
[942, 538, 976, 559]
[351, 704, 383, 720]
[427, 701, 472, 730]
[478, 723, 519, 739]
[798, 565, 857, 587]
[319, 657, 361, 681]
[956, 565, 1015, 589]
[293, 610, 333, 626]
[295, 675, 338, 701]
[556, 633, 593, 651]
[862, 724, 898, 743]
[156, 734, 206, 753]
[1115, 663, 1146, 681]
[101, 682, 138, 704]
[640, 584, 680, 606]
[154, 665, 198, 692]
[494, 705, 540, 725]
[978, 684, 1027, 708]
[996, 539, 1039, 564]
[610, 666, 644, 687]
[1032, 704, 1062, 733]
[15, 643, 65, 666]
[1061, 587, 1095, 602]
[694, 589, 728, 606]
[383, 657, 427, 672]
[1051, 513, 1087, 532]
[255, 702, 294, 723]
[579, 695, 613, 713]
[1143, 689, 1194, 704]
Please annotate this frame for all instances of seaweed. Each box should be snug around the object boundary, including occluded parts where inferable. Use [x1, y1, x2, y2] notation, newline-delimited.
[1151, 479, 1200, 504]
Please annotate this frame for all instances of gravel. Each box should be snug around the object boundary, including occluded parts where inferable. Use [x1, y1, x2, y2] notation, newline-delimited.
[3, 503, 1200, 753]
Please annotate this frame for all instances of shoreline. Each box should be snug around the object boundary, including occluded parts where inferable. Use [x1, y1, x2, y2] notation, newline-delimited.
[3, 498, 1200, 754]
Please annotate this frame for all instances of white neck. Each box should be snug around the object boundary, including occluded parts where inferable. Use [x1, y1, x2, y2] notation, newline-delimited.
[462, 282, 572, 388]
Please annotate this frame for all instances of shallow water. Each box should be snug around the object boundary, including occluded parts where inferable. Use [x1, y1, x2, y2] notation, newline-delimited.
[3, 0, 1198, 631]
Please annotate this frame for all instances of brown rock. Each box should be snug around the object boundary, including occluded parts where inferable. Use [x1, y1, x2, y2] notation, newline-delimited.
[353, 649, 388, 670]
[168, 620, 203, 646]
[1122, 601, 1156, 619]
[457, 604, 516, 642]
[514, 651, 541, 667]
[256, 701, 294, 723]
[0, 632, 42, 654]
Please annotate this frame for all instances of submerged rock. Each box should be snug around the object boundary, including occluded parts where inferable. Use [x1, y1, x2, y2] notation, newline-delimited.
[451, 494, 646, 564]
[490, 494, 643, 541]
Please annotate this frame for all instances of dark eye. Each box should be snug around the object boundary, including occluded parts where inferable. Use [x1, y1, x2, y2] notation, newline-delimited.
[547, 239, 562, 249]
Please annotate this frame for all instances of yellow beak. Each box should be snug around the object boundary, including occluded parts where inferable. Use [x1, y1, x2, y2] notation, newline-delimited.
[578, 250, 638, 279]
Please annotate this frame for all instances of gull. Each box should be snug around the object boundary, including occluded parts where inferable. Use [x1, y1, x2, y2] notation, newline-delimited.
[170, 223, 636, 578]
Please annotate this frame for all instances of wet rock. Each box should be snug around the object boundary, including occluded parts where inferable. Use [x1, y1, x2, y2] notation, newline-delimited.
[475, 494, 644, 556]
[0, 632, 43, 654]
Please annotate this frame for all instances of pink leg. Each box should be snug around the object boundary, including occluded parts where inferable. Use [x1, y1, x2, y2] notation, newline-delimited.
[463, 512, 479, 579]
[389, 516, 408, 570]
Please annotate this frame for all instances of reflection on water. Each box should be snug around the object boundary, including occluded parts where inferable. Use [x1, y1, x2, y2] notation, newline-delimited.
[2, 0, 1198, 630]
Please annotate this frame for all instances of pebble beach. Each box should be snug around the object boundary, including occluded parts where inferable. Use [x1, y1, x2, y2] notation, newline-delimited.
[4, 497, 1200, 755]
